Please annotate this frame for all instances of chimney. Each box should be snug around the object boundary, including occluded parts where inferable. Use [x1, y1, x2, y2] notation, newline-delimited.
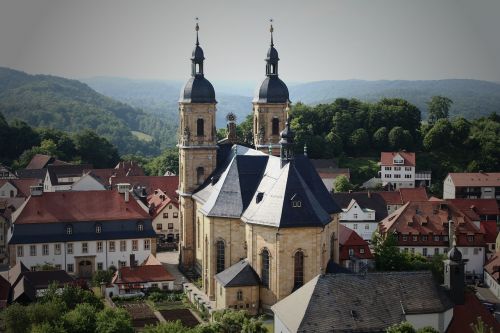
[124, 190, 129, 202]
[117, 183, 131, 202]
[30, 185, 43, 196]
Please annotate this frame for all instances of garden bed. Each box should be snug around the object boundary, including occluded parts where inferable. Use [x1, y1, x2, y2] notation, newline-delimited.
[159, 309, 200, 328]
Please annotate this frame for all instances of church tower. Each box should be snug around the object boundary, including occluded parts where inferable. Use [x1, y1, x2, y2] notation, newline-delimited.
[178, 21, 217, 270]
[253, 22, 291, 155]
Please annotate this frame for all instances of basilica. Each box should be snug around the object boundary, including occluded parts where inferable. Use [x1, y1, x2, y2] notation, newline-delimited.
[177, 23, 341, 313]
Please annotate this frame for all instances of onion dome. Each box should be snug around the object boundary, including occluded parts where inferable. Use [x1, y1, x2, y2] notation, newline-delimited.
[180, 20, 216, 104]
[253, 22, 290, 104]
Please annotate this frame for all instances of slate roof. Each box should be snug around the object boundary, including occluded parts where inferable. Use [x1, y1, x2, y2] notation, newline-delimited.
[16, 168, 47, 180]
[447, 172, 500, 187]
[194, 145, 340, 228]
[22, 270, 73, 289]
[380, 151, 415, 166]
[46, 164, 92, 185]
[0, 178, 40, 197]
[333, 192, 388, 221]
[271, 271, 454, 333]
[215, 259, 260, 287]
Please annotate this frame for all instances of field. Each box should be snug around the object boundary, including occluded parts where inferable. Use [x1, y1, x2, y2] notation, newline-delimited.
[132, 130, 154, 142]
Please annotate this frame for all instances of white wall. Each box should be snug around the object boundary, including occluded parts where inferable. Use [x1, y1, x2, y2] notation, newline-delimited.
[71, 175, 105, 191]
[406, 308, 453, 333]
[341, 221, 378, 241]
[442, 175, 455, 199]
[274, 314, 292, 333]
[484, 271, 500, 299]
[340, 201, 375, 221]
[152, 204, 180, 239]
[13, 239, 152, 273]
[0, 182, 17, 198]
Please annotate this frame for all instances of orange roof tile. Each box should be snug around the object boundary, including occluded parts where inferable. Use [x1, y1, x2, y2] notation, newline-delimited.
[380, 151, 415, 166]
[113, 265, 174, 284]
[448, 172, 500, 187]
[447, 292, 500, 333]
[0, 178, 40, 197]
[399, 187, 428, 202]
[338, 224, 374, 260]
[13, 190, 150, 224]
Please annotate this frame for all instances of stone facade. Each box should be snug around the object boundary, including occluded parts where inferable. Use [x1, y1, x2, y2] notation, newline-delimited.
[215, 283, 260, 315]
[253, 103, 289, 155]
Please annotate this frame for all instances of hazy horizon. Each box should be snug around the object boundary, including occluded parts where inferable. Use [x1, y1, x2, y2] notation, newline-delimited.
[1, 0, 500, 83]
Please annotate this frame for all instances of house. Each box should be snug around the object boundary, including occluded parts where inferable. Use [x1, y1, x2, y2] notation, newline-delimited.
[0, 178, 40, 198]
[43, 164, 92, 192]
[380, 151, 416, 189]
[70, 173, 106, 191]
[333, 191, 388, 241]
[214, 259, 261, 315]
[114, 161, 145, 176]
[378, 187, 428, 215]
[25, 154, 68, 170]
[443, 172, 500, 199]
[338, 224, 374, 272]
[272, 271, 454, 333]
[148, 189, 180, 242]
[379, 200, 486, 279]
[108, 255, 175, 297]
[0, 165, 17, 179]
[8, 188, 156, 277]
[110, 175, 179, 202]
[483, 252, 500, 299]
[309, 159, 350, 192]
[446, 198, 499, 257]
[0, 262, 73, 304]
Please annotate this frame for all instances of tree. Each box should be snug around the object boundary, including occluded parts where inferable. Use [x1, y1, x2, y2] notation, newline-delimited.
[62, 303, 97, 333]
[73, 130, 120, 168]
[325, 132, 343, 157]
[95, 308, 134, 333]
[386, 321, 416, 333]
[91, 269, 114, 287]
[372, 231, 405, 271]
[423, 119, 452, 151]
[427, 96, 453, 124]
[348, 128, 369, 155]
[1, 303, 31, 333]
[142, 321, 192, 333]
[372, 127, 388, 150]
[145, 148, 179, 176]
[28, 299, 67, 326]
[388, 127, 413, 150]
[31, 322, 67, 333]
[334, 175, 353, 193]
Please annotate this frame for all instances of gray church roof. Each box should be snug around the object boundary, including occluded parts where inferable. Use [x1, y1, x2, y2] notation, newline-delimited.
[193, 144, 341, 228]
[180, 76, 216, 104]
[272, 271, 454, 333]
[253, 76, 290, 104]
[215, 259, 260, 288]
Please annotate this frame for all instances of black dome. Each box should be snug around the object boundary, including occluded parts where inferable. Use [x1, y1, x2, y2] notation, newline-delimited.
[254, 76, 289, 104]
[192, 45, 205, 61]
[447, 246, 462, 261]
[180, 76, 216, 103]
[267, 46, 279, 62]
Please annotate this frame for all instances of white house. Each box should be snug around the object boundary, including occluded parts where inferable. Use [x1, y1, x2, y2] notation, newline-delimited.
[148, 189, 180, 242]
[443, 172, 500, 200]
[339, 199, 377, 241]
[380, 151, 416, 189]
[43, 164, 91, 192]
[70, 173, 106, 191]
[8, 189, 156, 277]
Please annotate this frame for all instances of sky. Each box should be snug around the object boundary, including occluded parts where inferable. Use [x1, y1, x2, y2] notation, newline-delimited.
[1, 0, 499, 83]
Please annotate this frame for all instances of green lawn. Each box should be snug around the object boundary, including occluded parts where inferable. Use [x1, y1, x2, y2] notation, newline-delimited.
[132, 130, 153, 142]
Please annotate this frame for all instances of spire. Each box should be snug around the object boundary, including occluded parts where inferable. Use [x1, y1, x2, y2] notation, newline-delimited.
[195, 17, 200, 46]
[191, 17, 204, 77]
[270, 19, 274, 47]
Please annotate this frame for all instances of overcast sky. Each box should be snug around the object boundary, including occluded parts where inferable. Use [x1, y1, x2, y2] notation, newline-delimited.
[1, 0, 499, 83]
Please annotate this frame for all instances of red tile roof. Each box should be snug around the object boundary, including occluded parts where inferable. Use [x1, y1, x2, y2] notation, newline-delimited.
[447, 199, 499, 221]
[25, 154, 68, 169]
[147, 190, 179, 218]
[338, 224, 374, 261]
[377, 188, 428, 205]
[110, 176, 179, 201]
[379, 201, 485, 247]
[448, 172, 500, 187]
[115, 161, 145, 176]
[480, 222, 498, 244]
[377, 191, 403, 205]
[13, 190, 150, 224]
[0, 178, 40, 197]
[380, 151, 415, 167]
[447, 292, 500, 333]
[113, 265, 174, 284]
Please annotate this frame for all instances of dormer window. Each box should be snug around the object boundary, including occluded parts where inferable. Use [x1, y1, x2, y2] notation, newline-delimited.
[66, 225, 73, 235]
[96, 224, 102, 234]
[393, 158, 404, 164]
[137, 223, 144, 231]
[292, 200, 302, 208]
[256, 192, 264, 204]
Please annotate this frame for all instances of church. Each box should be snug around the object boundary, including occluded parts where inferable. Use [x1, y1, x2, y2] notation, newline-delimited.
[177, 22, 341, 313]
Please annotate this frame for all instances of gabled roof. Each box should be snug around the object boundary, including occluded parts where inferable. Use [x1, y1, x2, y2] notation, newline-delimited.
[25, 154, 52, 169]
[339, 225, 374, 261]
[377, 188, 428, 205]
[215, 259, 260, 288]
[12, 190, 150, 224]
[16, 168, 47, 181]
[46, 164, 92, 185]
[0, 178, 40, 197]
[447, 292, 500, 333]
[380, 151, 415, 166]
[333, 192, 388, 221]
[446, 199, 499, 221]
[272, 271, 453, 333]
[148, 190, 178, 218]
[110, 176, 179, 202]
[22, 270, 73, 289]
[447, 172, 500, 187]
[114, 161, 145, 176]
[480, 221, 498, 244]
[113, 265, 174, 284]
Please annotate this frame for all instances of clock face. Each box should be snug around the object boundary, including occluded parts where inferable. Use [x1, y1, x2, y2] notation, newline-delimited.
[226, 113, 236, 122]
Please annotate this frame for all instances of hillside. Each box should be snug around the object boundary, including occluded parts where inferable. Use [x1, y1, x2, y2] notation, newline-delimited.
[0, 67, 177, 155]
[289, 79, 500, 119]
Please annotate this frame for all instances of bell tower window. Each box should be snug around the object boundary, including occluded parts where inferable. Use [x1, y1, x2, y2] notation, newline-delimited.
[197, 119, 204, 137]
[216, 240, 225, 273]
[261, 249, 270, 288]
[196, 167, 205, 185]
[272, 118, 280, 135]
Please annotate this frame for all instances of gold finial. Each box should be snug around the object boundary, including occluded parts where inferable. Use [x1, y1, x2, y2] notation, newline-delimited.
[195, 17, 199, 31]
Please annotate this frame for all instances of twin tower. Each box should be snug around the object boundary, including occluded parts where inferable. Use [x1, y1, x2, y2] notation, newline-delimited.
[177, 22, 291, 267]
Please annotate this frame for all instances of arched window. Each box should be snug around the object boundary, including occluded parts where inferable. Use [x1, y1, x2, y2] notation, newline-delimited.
[261, 249, 270, 288]
[272, 118, 280, 135]
[236, 290, 243, 301]
[294, 251, 304, 290]
[330, 233, 336, 260]
[216, 240, 225, 273]
[196, 167, 205, 185]
[197, 118, 204, 137]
